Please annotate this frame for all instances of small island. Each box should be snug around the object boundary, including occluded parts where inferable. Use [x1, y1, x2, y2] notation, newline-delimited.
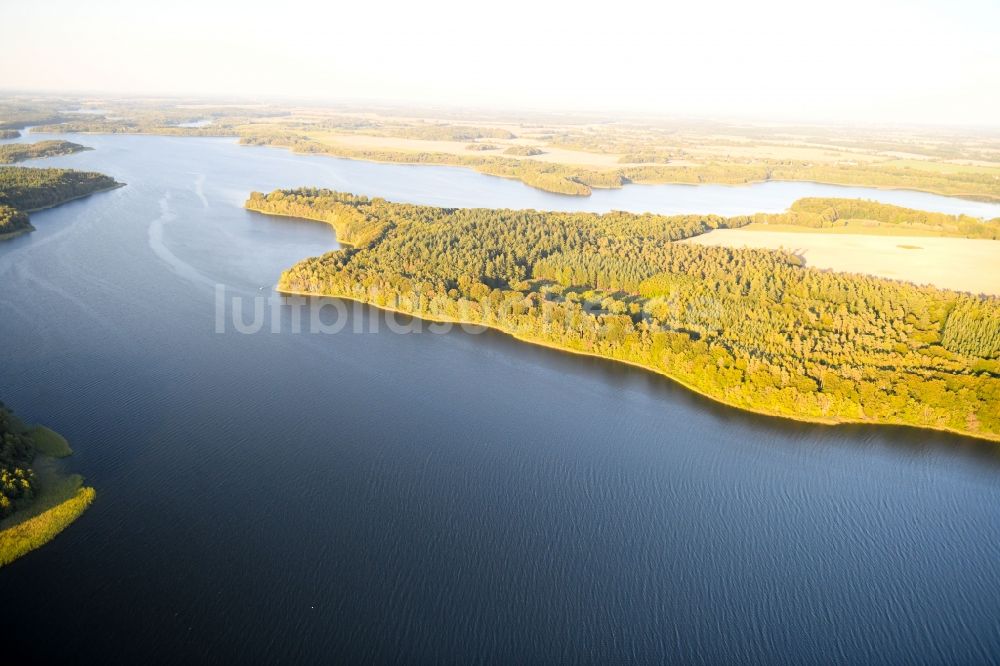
[0, 402, 95, 567]
[0, 129, 20, 140]
[247, 189, 1000, 443]
[0, 166, 123, 240]
[0, 140, 91, 164]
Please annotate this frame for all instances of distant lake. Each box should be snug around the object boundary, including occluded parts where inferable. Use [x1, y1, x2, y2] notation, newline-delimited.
[2, 132, 999, 664]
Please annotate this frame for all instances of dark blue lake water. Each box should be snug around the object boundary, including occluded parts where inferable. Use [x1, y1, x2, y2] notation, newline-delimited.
[1, 133, 999, 664]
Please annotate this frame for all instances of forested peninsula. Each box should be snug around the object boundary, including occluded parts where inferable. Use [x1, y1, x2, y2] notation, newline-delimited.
[0, 140, 90, 164]
[247, 189, 1000, 442]
[0, 166, 122, 239]
[0, 403, 95, 567]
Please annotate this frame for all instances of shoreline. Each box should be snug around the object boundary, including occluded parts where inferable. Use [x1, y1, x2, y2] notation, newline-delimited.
[625, 175, 1000, 205]
[0, 443, 96, 568]
[1, 183, 123, 243]
[23, 181, 126, 214]
[0, 224, 35, 242]
[0, 145, 93, 166]
[245, 206, 352, 245]
[278, 287, 1000, 445]
[0, 482, 95, 568]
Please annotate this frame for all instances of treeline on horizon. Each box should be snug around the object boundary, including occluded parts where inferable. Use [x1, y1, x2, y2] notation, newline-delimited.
[0, 115, 68, 131]
[31, 119, 240, 137]
[0, 166, 120, 237]
[620, 162, 1000, 203]
[756, 198, 1000, 239]
[247, 188, 1000, 442]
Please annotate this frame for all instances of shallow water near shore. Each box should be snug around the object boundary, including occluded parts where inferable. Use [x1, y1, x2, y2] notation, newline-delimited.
[2, 132, 1000, 663]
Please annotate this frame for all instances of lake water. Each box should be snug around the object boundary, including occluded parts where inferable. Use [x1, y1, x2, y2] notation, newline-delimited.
[2, 133, 999, 664]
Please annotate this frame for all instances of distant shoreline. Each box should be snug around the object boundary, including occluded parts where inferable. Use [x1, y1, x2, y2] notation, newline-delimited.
[31, 125, 999, 206]
[250, 140, 1000, 205]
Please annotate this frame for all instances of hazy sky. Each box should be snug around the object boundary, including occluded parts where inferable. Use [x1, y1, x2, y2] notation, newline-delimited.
[2, 0, 998, 125]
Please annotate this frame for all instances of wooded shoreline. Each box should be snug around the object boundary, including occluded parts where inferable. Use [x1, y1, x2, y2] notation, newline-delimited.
[248, 190, 1000, 445]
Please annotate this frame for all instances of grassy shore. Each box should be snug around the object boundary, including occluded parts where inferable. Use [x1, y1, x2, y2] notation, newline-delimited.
[0, 486, 95, 567]
[0, 456, 95, 568]
[279, 287, 1000, 445]
[31, 426, 73, 457]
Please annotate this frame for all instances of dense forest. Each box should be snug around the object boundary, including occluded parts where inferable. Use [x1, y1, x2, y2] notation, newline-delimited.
[0, 166, 120, 211]
[0, 204, 30, 237]
[0, 406, 37, 520]
[0, 166, 121, 238]
[247, 189, 1000, 442]
[0, 140, 90, 164]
